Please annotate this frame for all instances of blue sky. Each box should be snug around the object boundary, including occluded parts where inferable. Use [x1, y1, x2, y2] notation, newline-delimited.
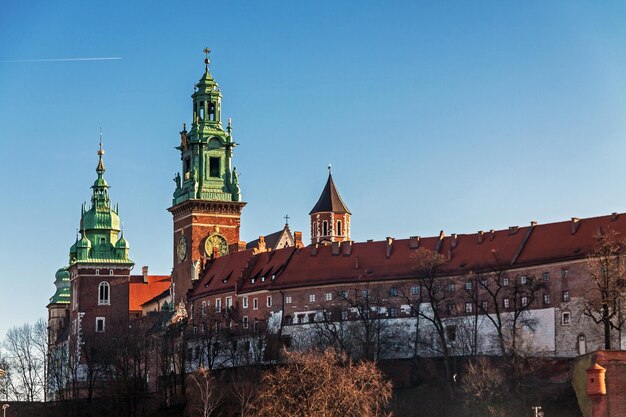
[1, 1, 626, 337]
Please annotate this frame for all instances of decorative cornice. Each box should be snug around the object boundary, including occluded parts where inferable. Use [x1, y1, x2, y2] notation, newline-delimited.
[168, 200, 246, 217]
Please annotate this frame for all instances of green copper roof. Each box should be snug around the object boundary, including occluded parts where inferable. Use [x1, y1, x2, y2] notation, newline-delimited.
[68, 138, 133, 266]
[49, 267, 70, 305]
[172, 50, 242, 206]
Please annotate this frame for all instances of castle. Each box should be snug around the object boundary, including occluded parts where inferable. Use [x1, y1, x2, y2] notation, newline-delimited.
[48, 52, 626, 393]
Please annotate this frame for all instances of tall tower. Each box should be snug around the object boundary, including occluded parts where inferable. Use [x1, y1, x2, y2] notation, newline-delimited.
[169, 50, 245, 304]
[67, 138, 134, 343]
[310, 167, 351, 245]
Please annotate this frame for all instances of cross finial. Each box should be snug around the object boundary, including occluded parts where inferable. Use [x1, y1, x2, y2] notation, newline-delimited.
[328, 164, 332, 175]
[98, 127, 104, 156]
[203, 47, 211, 70]
[284, 214, 290, 225]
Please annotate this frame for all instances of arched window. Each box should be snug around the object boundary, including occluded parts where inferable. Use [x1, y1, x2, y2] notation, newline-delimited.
[323, 221, 328, 236]
[95, 269, 100, 276]
[209, 102, 216, 121]
[109, 269, 113, 276]
[98, 282, 110, 305]
[337, 220, 342, 235]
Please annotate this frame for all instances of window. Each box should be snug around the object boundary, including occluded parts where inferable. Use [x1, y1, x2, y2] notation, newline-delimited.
[309, 294, 316, 303]
[389, 308, 398, 318]
[267, 296, 272, 307]
[209, 157, 220, 177]
[95, 269, 100, 276]
[215, 298, 222, 312]
[323, 221, 328, 236]
[261, 276, 265, 282]
[226, 296, 232, 310]
[337, 220, 342, 235]
[447, 303, 455, 314]
[285, 296, 292, 304]
[502, 277, 510, 286]
[465, 281, 473, 290]
[520, 275, 527, 285]
[503, 298, 510, 308]
[363, 289, 370, 299]
[465, 302, 473, 313]
[446, 326, 457, 342]
[325, 292, 332, 301]
[242, 316, 249, 329]
[201, 301, 207, 315]
[562, 312, 571, 325]
[562, 291, 570, 302]
[543, 294, 551, 305]
[253, 298, 258, 310]
[109, 269, 113, 276]
[98, 282, 110, 305]
[446, 283, 455, 292]
[341, 310, 348, 321]
[411, 286, 420, 295]
[389, 287, 398, 297]
[542, 272, 550, 281]
[208, 102, 216, 121]
[339, 290, 348, 299]
[521, 296, 529, 307]
[96, 317, 105, 333]
[243, 297, 248, 309]
[72, 281, 78, 310]
[185, 157, 191, 174]
[481, 300, 489, 311]
[561, 268, 569, 279]
[480, 278, 488, 287]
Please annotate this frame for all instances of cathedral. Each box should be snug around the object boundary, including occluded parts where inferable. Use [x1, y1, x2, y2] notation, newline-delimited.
[48, 52, 626, 391]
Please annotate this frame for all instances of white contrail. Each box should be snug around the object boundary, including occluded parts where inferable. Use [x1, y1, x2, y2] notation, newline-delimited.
[0, 57, 122, 63]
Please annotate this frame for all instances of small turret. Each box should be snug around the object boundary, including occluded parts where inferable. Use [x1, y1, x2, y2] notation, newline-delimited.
[310, 165, 351, 245]
[586, 363, 607, 397]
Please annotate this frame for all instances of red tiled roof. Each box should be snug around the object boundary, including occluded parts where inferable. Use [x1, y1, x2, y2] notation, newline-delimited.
[188, 212, 626, 297]
[129, 275, 171, 312]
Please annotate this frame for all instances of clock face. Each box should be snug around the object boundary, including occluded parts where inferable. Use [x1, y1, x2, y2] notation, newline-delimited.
[204, 234, 228, 257]
[177, 235, 187, 262]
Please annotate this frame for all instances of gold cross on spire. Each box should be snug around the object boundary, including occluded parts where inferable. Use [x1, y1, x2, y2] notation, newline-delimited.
[98, 127, 104, 156]
[203, 47, 211, 69]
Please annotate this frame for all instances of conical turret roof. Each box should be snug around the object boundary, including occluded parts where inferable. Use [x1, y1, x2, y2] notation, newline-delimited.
[309, 172, 351, 215]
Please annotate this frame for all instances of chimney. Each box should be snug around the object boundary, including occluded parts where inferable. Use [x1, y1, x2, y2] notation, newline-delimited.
[142, 266, 149, 283]
[530, 221, 538, 227]
[258, 236, 267, 253]
[409, 236, 420, 249]
[293, 231, 303, 248]
[508, 226, 519, 235]
[490, 229, 495, 240]
[477, 231, 484, 244]
[385, 237, 393, 258]
[341, 240, 353, 256]
[331, 241, 341, 256]
[612, 212, 619, 221]
[451, 233, 458, 249]
[436, 230, 445, 253]
[311, 244, 318, 256]
[571, 217, 581, 235]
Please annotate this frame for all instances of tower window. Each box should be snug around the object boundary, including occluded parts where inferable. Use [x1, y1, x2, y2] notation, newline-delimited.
[185, 158, 191, 173]
[337, 221, 342, 235]
[323, 221, 328, 236]
[209, 102, 216, 121]
[96, 317, 105, 332]
[209, 157, 220, 177]
[98, 282, 110, 305]
[199, 102, 205, 120]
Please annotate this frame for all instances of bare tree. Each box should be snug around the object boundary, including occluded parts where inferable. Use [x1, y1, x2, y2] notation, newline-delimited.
[229, 367, 259, 417]
[189, 367, 223, 417]
[3, 320, 47, 401]
[460, 357, 506, 417]
[252, 349, 392, 417]
[584, 229, 626, 349]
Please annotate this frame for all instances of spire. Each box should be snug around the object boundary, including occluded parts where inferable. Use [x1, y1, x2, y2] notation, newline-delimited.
[203, 47, 211, 72]
[96, 128, 105, 175]
[309, 168, 351, 215]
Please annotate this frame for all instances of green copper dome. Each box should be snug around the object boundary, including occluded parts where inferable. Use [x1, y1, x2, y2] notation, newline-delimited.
[68, 138, 133, 266]
[49, 267, 70, 305]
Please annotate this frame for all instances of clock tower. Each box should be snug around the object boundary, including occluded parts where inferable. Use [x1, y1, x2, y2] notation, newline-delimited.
[169, 50, 246, 304]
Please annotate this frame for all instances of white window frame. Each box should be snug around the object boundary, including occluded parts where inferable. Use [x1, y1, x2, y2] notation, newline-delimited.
[325, 292, 332, 301]
[242, 316, 249, 329]
[226, 296, 232, 310]
[285, 296, 292, 304]
[95, 317, 105, 333]
[309, 294, 315, 303]
[562, 312, 571, 325]
[267, 295, 272, 307]
[243, 297, 248, 309]
[503, 298, 510, 308]
[215, 298, 222, 312]
[465, 302, 473, 313]
[98, 281, 110, 306]
[253, 298, 258, 310]
[521, 296, 528, 307]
